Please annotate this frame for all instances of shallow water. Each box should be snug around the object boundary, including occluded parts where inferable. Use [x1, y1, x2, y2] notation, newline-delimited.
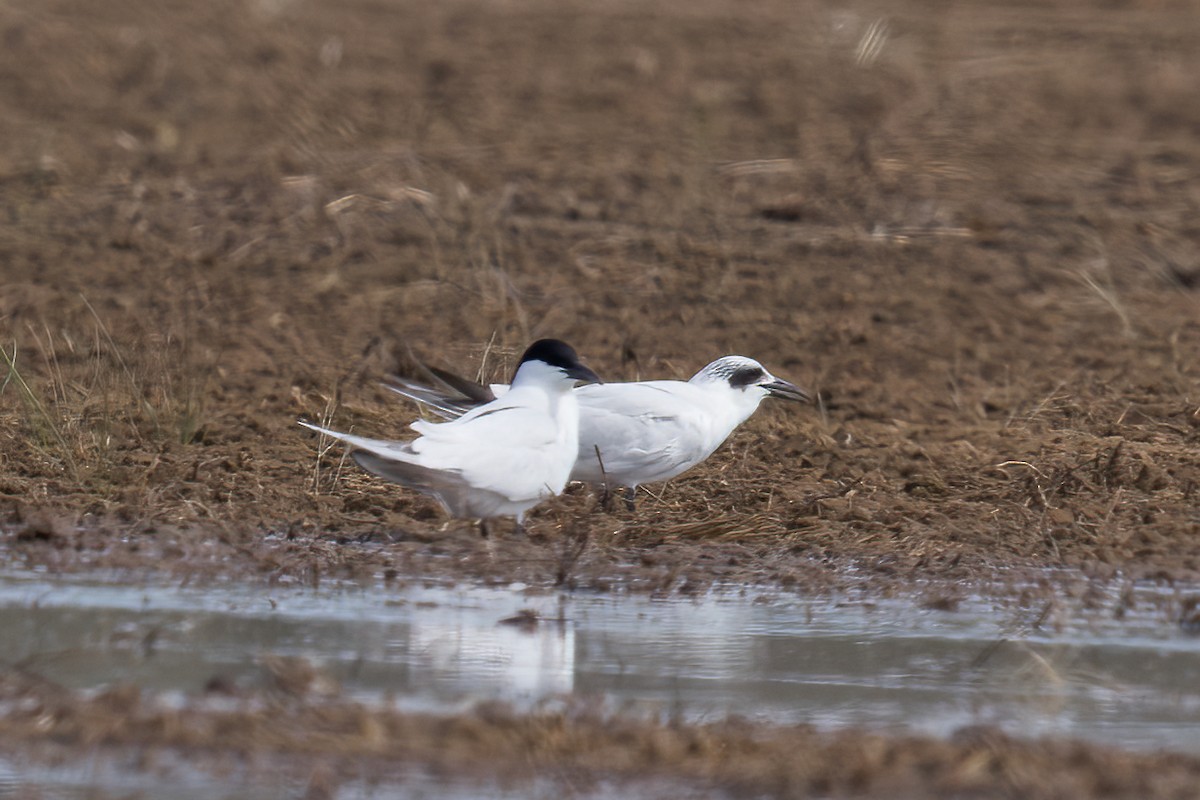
[1, 569, 1199, 796]
[0, 752, 705, 800]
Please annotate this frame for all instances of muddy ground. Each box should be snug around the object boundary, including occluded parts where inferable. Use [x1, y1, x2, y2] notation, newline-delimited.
[2, 0, 1200, 795]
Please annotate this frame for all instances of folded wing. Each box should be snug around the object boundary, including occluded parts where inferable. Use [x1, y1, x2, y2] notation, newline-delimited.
[301, 400, 563, 504]
[573, 382, 714, 486]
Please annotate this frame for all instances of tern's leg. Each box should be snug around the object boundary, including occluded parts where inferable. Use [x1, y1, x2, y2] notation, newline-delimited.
[479, 519, 492, 538]
[624, 486, 637, 513]
[513, 516, 527, 537]
[598, 484, 614, 512]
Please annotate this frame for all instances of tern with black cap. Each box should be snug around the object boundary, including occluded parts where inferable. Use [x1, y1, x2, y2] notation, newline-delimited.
[301, 339, 602, 535]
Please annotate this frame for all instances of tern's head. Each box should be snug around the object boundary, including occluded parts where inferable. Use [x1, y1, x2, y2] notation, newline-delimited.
[512, 339, 603, 390]
[691, 356, 811, 409]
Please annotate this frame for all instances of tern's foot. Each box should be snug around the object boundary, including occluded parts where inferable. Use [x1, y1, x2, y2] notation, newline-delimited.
[597, 485, 636, 513]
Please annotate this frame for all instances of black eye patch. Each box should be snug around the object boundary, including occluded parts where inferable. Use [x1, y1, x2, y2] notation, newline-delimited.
[728, 366, 765, 388]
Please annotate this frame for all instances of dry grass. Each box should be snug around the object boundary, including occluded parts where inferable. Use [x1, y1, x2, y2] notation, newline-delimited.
[0, 0, 1199, 588]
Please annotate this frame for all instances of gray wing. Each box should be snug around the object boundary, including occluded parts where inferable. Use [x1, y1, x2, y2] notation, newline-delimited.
[384, 366, 508, 420]
[572, 382, 715, 486]
[384, 379, 477, 419]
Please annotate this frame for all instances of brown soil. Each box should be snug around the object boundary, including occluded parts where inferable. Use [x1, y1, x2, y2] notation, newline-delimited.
[2, 0, 1200, 795]
[6, 673, 1200, 800]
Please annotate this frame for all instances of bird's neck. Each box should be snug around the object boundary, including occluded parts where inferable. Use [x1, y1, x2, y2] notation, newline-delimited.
[507, 376, 573, 419]
[723, 388, 766, 427]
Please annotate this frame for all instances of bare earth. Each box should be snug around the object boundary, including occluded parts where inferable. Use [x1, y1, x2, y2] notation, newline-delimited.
[2, 0, 1200, 795]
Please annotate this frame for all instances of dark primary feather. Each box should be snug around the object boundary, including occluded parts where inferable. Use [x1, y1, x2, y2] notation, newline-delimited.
[427, 365, 497, 404]
[383, 378, 474, 418]
[351, 450, 465, 491]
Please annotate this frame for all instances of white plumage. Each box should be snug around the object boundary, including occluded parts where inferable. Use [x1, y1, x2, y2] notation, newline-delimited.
[387, 355, 810, 508]
[301, 339, 601, 529]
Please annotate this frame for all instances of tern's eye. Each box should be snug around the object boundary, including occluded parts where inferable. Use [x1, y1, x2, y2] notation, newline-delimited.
[728, 366, 765, 388]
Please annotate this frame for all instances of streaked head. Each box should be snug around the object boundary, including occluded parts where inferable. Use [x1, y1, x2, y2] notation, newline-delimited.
[513, 339, 603, 387]
[691, 356, 811, 404]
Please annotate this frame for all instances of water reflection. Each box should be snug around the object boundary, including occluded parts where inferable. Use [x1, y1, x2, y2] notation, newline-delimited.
[1, 571, 1199, 754]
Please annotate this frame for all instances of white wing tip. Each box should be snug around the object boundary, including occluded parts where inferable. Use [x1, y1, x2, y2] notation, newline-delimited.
[298, 419, 344, 439]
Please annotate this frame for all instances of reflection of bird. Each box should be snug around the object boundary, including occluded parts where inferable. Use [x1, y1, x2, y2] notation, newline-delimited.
[388, 356, 811, 510]
[301, 339, 601, 535]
